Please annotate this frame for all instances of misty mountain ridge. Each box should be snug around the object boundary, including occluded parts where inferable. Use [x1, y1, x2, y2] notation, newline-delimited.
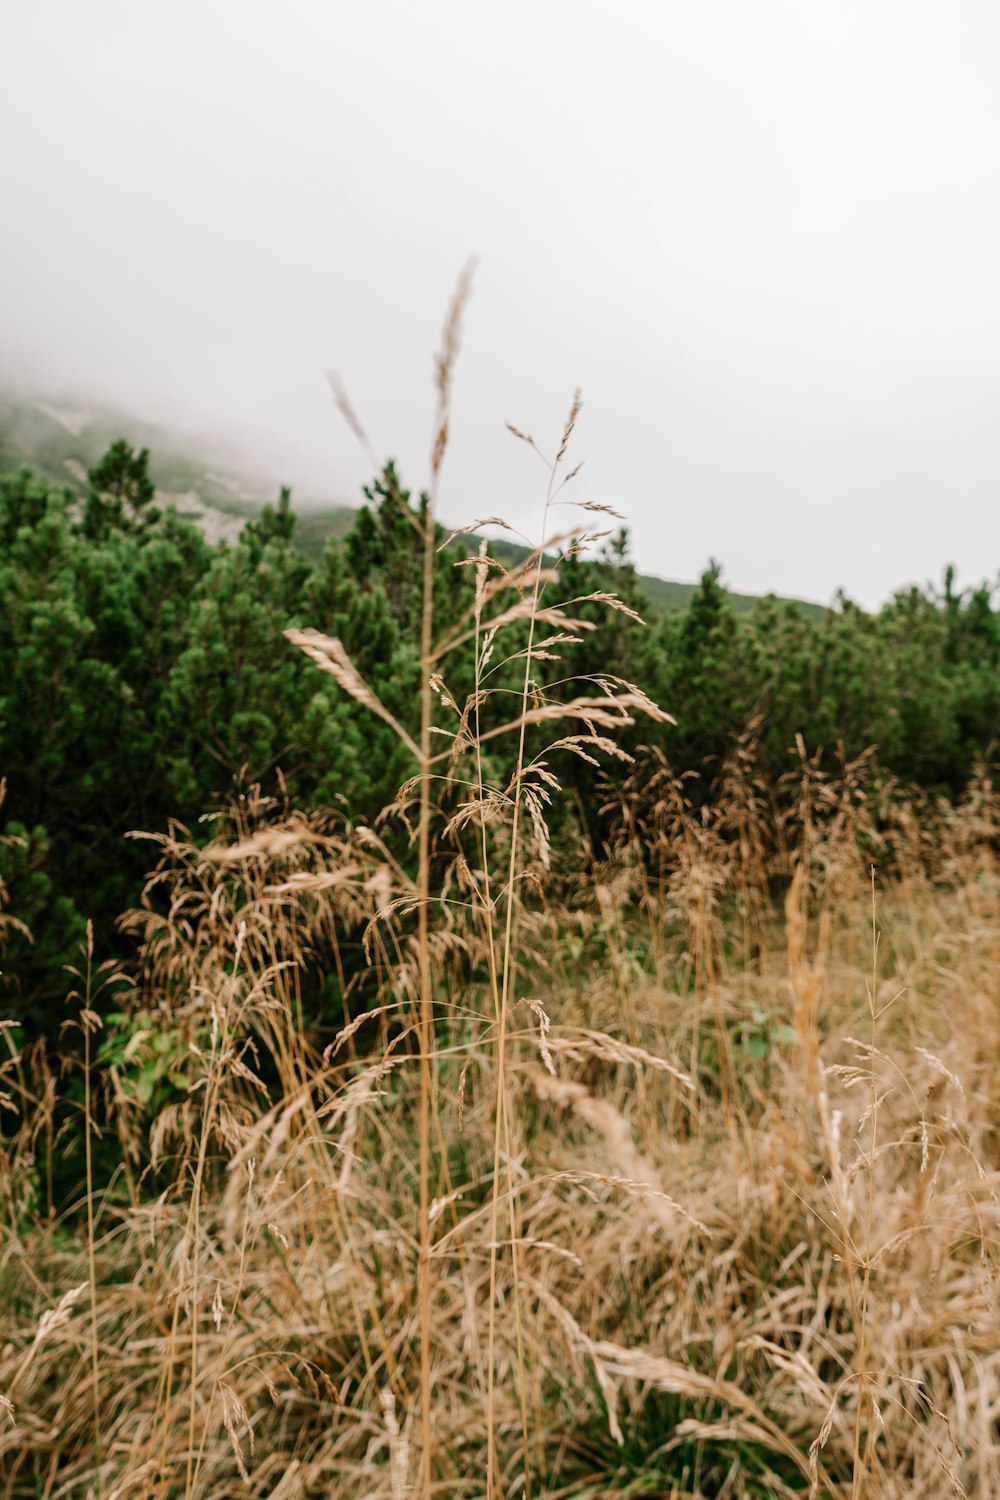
[0, 385, 826, 619]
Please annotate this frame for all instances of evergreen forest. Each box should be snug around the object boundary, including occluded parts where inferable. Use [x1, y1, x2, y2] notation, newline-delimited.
[1, 441, 997, 1030]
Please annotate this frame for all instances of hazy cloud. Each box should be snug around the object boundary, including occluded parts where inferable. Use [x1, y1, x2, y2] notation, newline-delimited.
[2, 0, 998, 605]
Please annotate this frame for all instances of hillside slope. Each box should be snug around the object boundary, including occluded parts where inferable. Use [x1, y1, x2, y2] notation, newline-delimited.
[0, 386, 825, 618]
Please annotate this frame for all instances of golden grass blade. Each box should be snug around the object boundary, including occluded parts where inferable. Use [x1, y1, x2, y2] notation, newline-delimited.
[285, 628, 421, 761]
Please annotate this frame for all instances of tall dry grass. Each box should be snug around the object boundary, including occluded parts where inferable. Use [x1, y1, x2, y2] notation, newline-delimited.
[1, 289, 999, 1498]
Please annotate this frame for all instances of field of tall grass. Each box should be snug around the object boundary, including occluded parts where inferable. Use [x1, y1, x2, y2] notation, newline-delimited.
[2, 284, 998, 1498]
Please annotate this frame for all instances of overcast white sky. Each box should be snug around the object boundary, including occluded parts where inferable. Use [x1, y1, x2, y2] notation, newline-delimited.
[3, 1, 999, 606]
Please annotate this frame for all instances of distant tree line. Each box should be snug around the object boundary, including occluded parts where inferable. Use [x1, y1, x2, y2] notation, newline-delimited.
[1, 443, 997, 1024]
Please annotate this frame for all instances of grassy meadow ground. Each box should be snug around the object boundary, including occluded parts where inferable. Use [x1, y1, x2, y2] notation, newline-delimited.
[1, 314, 998, 1497]
[1, 759, 998, 1500]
